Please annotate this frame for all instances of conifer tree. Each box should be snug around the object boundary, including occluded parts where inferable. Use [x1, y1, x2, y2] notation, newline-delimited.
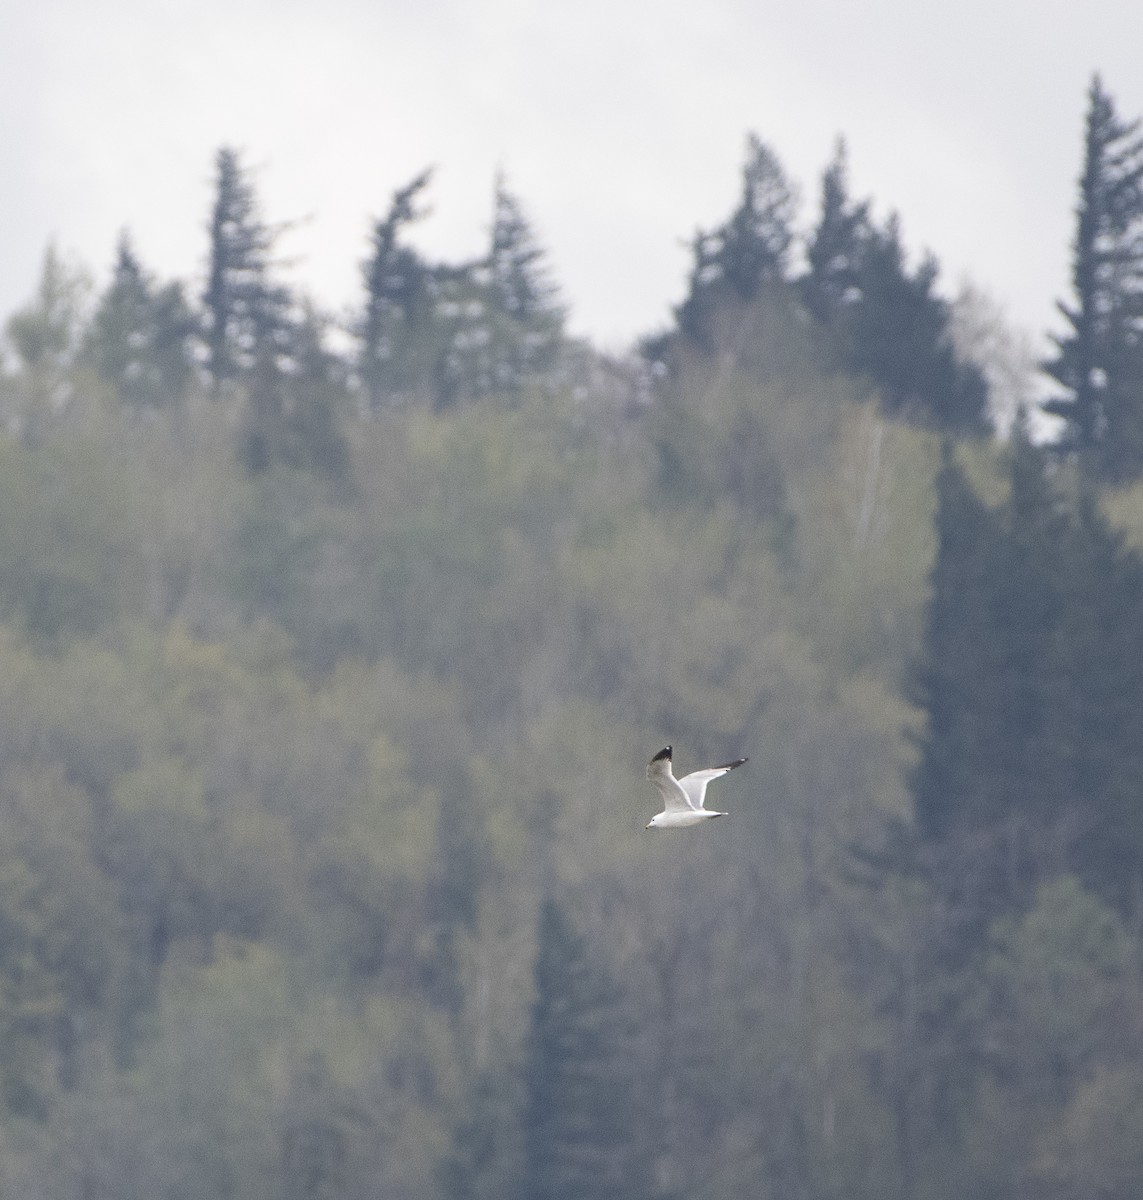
[359, 168, 434, 411]
[486, 174, 563, 331]
[240, 302, 348, 479]
[521, 898, 645, 1200]
[83, 232, 195, 409]
[676, 134, 796, 346]
[202, 146, 292, 394]
[482, 174, 564, 397]
[803, 138, 869, 325]
[912, 429, 1143, 913]
[911, 440, 1003, 843]
[1052, 491, 1143, 907]
[435, 175, 564, 407]
[715, 134, 797, 300]
[842, 215, 989, 431]
[1044, 75, 1143, 481]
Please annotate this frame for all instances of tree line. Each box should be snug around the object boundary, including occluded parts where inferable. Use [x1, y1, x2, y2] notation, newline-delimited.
[0, 71, 1142, 1200]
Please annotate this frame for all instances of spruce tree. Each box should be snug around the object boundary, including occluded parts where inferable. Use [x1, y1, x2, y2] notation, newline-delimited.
[803, 138, 869, 325]
[241, 302, 348, 480]
[712, 134, 796, 300]
[676, 134, 797, 347]
[914, 427, 1070, 847]
[911, 440, 1003, 843]
[359, 168, 434, 411]
[83, 232, 195, 409]
[1052, 491, 1143, 907]
[1044, 75, 1143, 481]
[913, 430, 1143, 914]
[482, 174, 564, 397]
[521, 898, 645, 1200]
[486, 173, 563, 330]
[202, 146, 292, 394]
[842, 215, 989, 431]
[435, 176, 563, 407]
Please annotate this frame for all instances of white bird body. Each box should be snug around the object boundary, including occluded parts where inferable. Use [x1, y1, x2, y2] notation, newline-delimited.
[645, 745, 747, 830]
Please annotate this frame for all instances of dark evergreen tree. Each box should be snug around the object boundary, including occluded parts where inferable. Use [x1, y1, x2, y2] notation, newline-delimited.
[841, 214, 989, 431]
[521, 898, 646, 1200]
[358, 168, 434, 411]
[202, 146, 293, 395]
[911, 439, 1004, 844]
[715, 134, 797, 299]
[82, 232, 195, 409]
[676, 134, 796, 347]
[1051, 490, 1143, 908]
[240, 303, 349, 480]
[1044, 75, 1143, 481]
[200, 149, 345, 475]
[913, 429, 1143, 914]
[434, 175, 564, 407]
[481, 173, 564, 399]
[802, 138, 869, 325]
[486, 173, 563, 332]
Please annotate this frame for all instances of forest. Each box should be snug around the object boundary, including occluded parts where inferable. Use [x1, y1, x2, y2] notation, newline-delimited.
[1, 73, 1143, 1199]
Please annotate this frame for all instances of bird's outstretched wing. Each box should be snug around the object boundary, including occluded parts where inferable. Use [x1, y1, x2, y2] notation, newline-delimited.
[678, 758, 748, 810]
[647, 746, 695, 812]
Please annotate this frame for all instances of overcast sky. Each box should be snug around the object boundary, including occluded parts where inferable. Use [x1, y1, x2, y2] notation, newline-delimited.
[5, 1, 1143, 354]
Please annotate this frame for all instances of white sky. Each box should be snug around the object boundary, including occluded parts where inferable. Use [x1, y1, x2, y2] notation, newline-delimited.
[4, 0, 1143, 354]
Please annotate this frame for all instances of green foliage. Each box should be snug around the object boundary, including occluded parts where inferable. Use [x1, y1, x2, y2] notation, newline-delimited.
[0, 434, 147, 638]
[1, 91, 1143, 1200]
[5, 245, 90, 377]
[959, 877, 1141, 1197]
[982, 877, 1131, 1097]
[0, 767, 127, 1113]
[4, 245, 92, 433]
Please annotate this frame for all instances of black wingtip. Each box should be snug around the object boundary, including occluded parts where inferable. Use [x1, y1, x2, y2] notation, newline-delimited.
[651, 745, 672, 763]
[717, 757, 748, 771]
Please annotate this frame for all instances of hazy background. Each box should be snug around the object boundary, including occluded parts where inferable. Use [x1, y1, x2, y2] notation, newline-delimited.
[6, 0, 1142, 349]
[8, 5, 1143, 1196]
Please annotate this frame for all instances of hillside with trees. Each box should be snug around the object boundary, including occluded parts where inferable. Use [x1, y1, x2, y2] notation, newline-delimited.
[0, 76, 1143, 1200]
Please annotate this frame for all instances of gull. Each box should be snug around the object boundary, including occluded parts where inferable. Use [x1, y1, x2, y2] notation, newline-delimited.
[645, 745, 747, 830]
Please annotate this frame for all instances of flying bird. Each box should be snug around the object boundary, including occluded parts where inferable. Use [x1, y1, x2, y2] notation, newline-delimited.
[645, 745, 747, 830]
